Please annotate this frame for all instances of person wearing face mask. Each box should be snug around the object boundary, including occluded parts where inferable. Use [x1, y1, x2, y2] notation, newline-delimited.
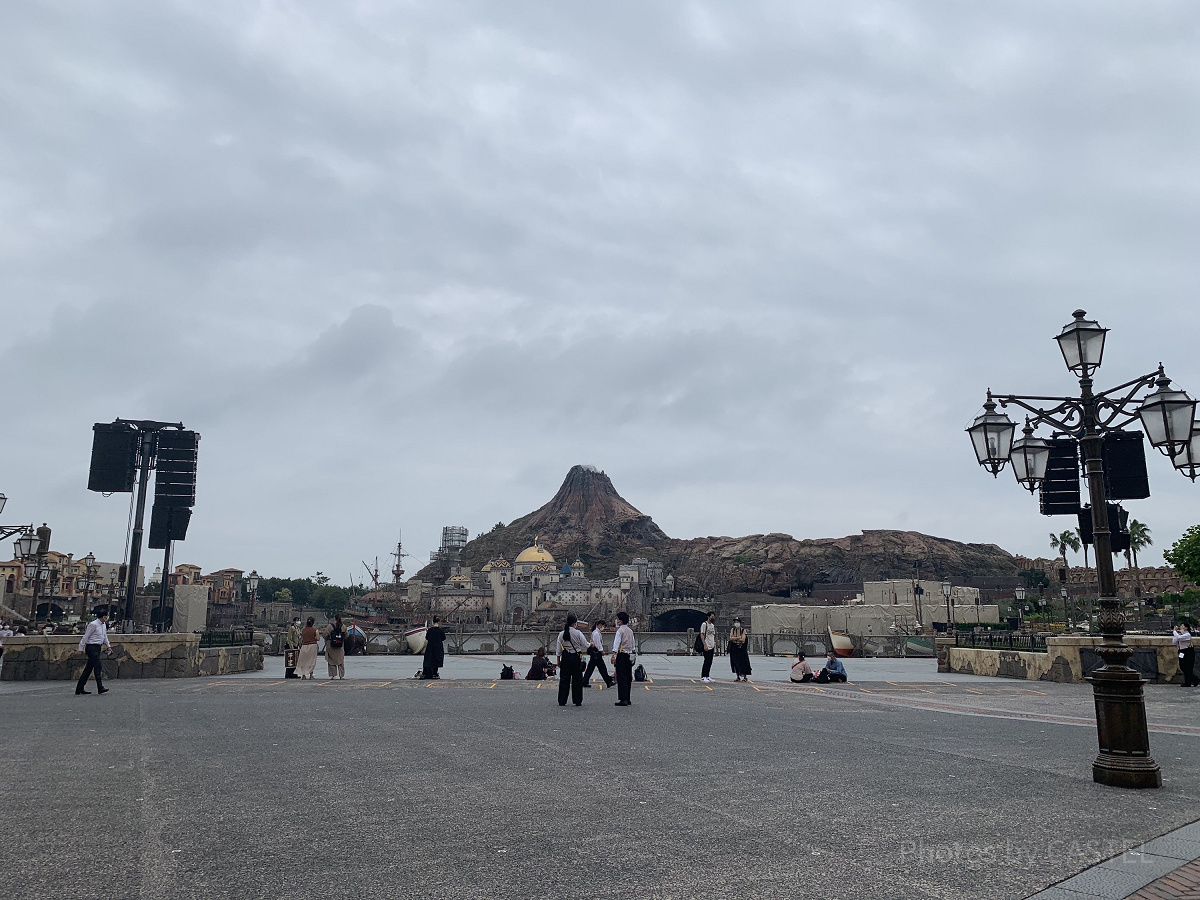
[699, 612, 717, 683]
[727, 617, 752, 682]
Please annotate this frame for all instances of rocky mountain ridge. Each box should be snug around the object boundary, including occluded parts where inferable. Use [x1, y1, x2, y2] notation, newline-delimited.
[414, 465, 1019, 594]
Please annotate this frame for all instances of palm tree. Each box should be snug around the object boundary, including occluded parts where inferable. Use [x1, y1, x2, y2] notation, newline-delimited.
[1127, 520, 1153, 599]
[1050, 530, 1082, 569]
[1050, 530, 1082, 622]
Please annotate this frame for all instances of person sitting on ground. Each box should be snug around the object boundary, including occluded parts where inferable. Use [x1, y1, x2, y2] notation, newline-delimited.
[815, 651, 848, 683]
[790, 652, 814, 683]
[527, 647, 549, 681]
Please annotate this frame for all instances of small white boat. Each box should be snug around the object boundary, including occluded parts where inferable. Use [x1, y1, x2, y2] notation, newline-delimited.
[404, 626, 428, 655]
[828, 628, 854, 658]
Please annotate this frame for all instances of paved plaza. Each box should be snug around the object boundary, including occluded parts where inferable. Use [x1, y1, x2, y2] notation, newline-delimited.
[2, 657, 1198, 899]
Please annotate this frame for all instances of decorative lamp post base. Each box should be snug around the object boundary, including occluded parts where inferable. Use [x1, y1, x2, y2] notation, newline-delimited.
[1088, 662, 1162, 789]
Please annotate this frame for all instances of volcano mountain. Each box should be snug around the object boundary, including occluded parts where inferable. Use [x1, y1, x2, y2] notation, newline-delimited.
[414, 465, 1020, 595]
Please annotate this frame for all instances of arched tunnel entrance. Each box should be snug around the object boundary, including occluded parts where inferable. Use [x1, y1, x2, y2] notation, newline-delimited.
[651, 607, 709, 632]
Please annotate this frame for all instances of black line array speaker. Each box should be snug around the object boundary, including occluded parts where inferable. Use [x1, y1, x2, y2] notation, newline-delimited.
[1077, 504, 1131, 552]
[1102, 430, 1151, 501]
[154, 430, 199, 508]
[1040, 438, 1082, 516]
[1110, 505, 1131, 554]
[148, 504, 191, 550]
[87, 423, 138, 493]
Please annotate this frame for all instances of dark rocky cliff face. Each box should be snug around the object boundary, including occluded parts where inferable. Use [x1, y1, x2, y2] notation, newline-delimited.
[414, 466, 1020, 591]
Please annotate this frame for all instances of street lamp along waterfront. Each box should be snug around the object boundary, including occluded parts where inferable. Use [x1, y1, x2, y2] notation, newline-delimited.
[967, 310, 1199, 790]
[247, 570, 260, 627]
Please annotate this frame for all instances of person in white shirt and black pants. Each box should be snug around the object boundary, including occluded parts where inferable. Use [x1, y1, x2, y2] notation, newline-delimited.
[76, 611, 112, 695]
[610, 611, 635, 706]
[1174, 623, 1197, 687]
[555, 613, 590, 707]
[583, 619, 615, 689]
[699, 612, 717, 682]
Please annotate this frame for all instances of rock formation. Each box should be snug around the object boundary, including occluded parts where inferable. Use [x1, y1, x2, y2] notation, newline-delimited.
[414, 465, 1020, 594]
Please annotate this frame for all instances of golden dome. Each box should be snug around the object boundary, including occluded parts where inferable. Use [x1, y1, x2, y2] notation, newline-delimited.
[514, 538, 555, 565]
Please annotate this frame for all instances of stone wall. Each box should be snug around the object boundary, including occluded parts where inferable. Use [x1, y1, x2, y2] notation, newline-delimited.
[0, 634, 263, 681]
[946, 635, 1181, 684]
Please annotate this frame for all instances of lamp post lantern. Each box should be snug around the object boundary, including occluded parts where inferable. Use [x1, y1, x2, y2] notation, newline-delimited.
[967, 310, 1197, 789]
[247, 570, 260, 626]
[81, 552, 97, 617]
[1015, 585, 1026, 629]
[941, 581, 953, 632]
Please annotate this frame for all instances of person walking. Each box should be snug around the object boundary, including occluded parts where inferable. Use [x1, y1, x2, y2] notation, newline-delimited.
[610, 611, 635, 706]
[1174, 622, 1198, 687]
[555, 613, 590, 707]
[75, 610, 112, 695]
[699, 612, 717, 682]
[325, 615, 347, 680]
[0, 620, 12, 671]
[728, 617, 752, 682]
[421, 616, 446, 679]
[285, 616, 302, 679]
[583, 619, 615, 689]
[296, 617, 319, 680]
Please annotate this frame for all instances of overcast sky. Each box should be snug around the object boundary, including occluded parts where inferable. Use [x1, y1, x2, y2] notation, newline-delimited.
[3, 1, 1199, 583]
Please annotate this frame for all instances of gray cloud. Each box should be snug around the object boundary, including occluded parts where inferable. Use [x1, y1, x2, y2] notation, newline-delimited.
[3, 1, 1200, 578]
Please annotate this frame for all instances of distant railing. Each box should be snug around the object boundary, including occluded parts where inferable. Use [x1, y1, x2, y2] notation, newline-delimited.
[199, 629, 255, 648]
[954, 632, 1048, 653]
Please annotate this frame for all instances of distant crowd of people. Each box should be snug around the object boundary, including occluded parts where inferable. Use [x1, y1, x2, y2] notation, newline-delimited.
[22, 610, 1193, 695]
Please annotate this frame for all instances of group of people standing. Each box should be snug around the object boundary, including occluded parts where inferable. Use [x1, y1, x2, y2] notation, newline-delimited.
[698, 612, 753, 682]
[285, 615, 350, 680]
[555, 611, 636, 707]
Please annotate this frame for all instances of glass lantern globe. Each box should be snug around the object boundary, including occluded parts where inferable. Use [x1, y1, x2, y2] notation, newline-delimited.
[1010, 421, 1051, 493]
[1170, 423, 1200, 481]
[967, 396, 1016, 476]
[1055, 309, 1108, 376]
[1139, 372, 1197, 457]
[14, 531, 38, 559]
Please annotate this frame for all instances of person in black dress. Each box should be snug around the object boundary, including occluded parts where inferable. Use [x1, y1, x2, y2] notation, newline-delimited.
[421, 617, 446, 679]
[727, 618, 752, 682]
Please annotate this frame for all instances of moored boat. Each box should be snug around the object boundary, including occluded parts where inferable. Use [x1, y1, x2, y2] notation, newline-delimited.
[404, 625, 428, 655]
[828, 628, 854, 657]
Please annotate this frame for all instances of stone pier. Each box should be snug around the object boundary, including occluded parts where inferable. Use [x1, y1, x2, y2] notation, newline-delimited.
[0, 633, 263, 681]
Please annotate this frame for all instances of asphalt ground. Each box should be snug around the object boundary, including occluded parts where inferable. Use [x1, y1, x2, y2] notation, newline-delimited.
[2, 671, 1198, 900]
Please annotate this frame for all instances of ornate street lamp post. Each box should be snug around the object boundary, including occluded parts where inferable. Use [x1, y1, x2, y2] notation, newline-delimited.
[81, 552, 97, 617]
[247, 570, 260, 628]
[967, 310, 1197, 789]
[941, 581, 953, 632]
[1015, 584, 1026, 630]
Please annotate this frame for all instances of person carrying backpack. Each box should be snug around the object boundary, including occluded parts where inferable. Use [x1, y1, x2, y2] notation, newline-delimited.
[325, 615, 347, 680]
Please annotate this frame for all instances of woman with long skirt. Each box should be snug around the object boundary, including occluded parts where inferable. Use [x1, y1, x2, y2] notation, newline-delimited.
[728, 617, 752, 682]
[297, 616, 319, 680]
